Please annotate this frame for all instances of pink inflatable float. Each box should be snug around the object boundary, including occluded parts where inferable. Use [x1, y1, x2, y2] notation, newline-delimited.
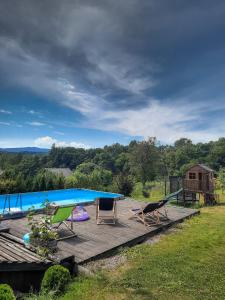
[67, 206, 89, 222]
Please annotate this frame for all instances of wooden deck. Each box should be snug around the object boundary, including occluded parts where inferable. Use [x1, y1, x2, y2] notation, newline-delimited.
[0, 231, 53, 291]
[2, 199, 199, 265]
[0, 233, 52, 271]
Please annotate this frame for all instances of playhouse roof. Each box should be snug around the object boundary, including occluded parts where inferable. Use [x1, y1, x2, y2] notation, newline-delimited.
[187, 164, 214, 173]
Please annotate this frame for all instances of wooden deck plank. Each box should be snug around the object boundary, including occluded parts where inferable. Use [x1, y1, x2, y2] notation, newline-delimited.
[0, 237, 42, 262]
[0, 250, 18, 262]
[0, 242, 30, 262]
[2, 199, 199, 265]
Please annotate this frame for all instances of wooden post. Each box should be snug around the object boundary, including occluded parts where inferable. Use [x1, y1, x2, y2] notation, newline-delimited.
[164, 177, 167, 196]
[183, 190, 185, 206]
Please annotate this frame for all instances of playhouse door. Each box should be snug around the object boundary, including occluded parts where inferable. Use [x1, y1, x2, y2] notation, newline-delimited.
[206, 174, 210, 191]
[198, 173, 202, 190]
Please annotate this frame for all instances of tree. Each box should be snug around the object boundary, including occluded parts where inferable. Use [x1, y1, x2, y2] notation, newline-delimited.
[174, 138, 192, 148]
[113, 173, 134, 196]
[66, 165, 113, 191]
[128, 138, 159, 184]
[66, 171, 90, 189]
[0, 179, 17, 194]
[208, 138, 225, 170]
[218, 168, 225, 194]
[76, 162, 99, 175]
[15, 173, 26, 193]
[89, 168, 112, 190]
[57, 174, 65, 189]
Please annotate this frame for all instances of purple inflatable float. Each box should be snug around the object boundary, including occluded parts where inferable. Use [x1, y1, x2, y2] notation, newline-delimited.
[67, 206, 90, 222]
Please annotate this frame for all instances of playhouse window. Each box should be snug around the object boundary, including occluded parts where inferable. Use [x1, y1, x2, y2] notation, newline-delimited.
[189, 173, 196, 179]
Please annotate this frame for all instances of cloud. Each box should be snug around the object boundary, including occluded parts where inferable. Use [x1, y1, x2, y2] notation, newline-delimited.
[15, 124, 23, 128]
[0, 1, 225, 144]
[54, 131, 65, 136]
[0, 109, 12, 114]
[34, 136, 89, 149]
[28, 121, 45, 126]
[76, 97, 225, 144]
[28, 110, 38, 115]
[0, 122, 10, 126]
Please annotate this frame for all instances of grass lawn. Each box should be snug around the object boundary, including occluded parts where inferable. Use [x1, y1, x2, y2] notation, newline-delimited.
[131, 181, 168, 202]
[44, 205, 225, 300]
[215, 188, 225, 203]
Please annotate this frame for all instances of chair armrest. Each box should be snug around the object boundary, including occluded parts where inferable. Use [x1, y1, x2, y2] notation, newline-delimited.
[46, 203, 59, 215]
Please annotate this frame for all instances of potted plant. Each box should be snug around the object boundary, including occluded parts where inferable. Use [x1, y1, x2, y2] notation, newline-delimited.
[27, 209, 58, 258]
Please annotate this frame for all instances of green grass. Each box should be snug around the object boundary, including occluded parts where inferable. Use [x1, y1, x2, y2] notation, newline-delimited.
[29, 206, 225, 300]
[215, 188, 225, 203]
[212, 179, 225, 203]
[131, 181, 168, 202]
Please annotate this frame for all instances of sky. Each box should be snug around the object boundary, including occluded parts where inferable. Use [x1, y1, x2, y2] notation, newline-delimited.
[0, 0, 225, 149]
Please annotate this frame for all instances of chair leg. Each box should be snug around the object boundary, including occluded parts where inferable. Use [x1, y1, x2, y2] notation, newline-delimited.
[154, 211, 160, 224]
[62, 221, 76, 235]
[96, 207, 100, 224]
[145, 212, 161, 225]
[52, 221, 77, 241]
[54, 222, 62, 229]
[129, 210, 151, 227]
[158, 208, 169, 220]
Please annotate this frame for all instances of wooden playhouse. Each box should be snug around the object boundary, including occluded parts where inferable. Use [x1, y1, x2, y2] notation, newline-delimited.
[170, 164, 218, 205]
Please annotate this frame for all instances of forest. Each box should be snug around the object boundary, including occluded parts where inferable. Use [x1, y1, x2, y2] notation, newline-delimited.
[1, 137, 225, 197]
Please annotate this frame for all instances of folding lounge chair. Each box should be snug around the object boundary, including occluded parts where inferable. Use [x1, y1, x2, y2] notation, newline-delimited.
[96, 197, 117, 225]
[49, 204, 77, 240]
[129, 199, 169, 227]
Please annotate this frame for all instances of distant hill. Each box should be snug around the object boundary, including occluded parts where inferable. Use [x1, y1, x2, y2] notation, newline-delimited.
[0, 147, 49, 153]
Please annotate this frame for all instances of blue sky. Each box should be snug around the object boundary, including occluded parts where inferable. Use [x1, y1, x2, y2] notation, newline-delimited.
[0, 1, 225, 148]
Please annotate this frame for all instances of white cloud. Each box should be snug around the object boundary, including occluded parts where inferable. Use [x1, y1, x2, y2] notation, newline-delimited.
[77, 98, 225, 144]
[1, 34, 224, 145]
[37, 76, 225, 144]
[0, 122, 10, 126]
[28, 121, 45, 126]
[0, 109, 12, 114]
[28, 110, 37, 114]
[54, 131, 65, 136]
[34, 136, 89, 149]
[87, 53, 156, 94]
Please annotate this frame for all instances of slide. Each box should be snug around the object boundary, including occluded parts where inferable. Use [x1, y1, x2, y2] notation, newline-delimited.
[164, 188, 183, 201]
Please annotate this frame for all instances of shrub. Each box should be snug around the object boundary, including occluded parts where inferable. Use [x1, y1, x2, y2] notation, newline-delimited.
[0, 284, 15, 300]
[142, 189, 150, 198]
[113, 173, 134, 196]
[41, 265, 71, 295]
[142, 183, 152, 198]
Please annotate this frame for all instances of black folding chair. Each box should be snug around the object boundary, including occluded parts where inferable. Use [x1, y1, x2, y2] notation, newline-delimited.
[129, 199, 169, 227]
[96, 197, 117, 225]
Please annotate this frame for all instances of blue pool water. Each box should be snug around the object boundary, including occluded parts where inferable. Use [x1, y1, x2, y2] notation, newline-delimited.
[0, 189, 123, 215]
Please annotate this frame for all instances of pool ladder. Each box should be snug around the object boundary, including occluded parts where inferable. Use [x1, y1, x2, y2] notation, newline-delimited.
[3, 193, 22, 214]
[16, 193, 22, 211]
[3, 194, 10, 213]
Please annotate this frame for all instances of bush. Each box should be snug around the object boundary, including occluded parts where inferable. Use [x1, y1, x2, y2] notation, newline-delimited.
[0, 284, 15, 300]
[113, 173, 134, 196]
[142, 189, 150, 198]
[41, 265, 71, 295]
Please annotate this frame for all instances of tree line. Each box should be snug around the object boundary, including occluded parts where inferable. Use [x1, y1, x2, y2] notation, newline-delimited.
[1, 137, 225, 196]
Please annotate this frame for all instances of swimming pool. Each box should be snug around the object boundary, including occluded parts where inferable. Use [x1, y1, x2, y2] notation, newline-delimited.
[0, 189, 123, 215]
